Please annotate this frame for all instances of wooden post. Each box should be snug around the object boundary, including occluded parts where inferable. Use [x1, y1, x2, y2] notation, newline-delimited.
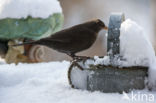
[107, 13, 125, 65]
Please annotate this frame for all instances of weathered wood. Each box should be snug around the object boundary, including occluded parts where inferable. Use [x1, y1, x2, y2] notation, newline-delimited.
[87, 65, 148, 93]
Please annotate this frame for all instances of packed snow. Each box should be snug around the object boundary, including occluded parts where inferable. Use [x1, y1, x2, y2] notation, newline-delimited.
[0, 0, 62, 19]
[0, 61, 155, 103]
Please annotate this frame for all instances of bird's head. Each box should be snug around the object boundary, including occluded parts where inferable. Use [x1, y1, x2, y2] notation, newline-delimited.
[95, 19, 108, 30]
[85, 19, 108, 32]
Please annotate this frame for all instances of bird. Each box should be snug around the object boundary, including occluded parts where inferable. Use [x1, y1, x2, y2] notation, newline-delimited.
[12, 19, 108, 60]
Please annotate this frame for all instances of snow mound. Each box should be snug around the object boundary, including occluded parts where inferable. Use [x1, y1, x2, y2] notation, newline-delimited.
[0, 0, 62, 19]
[120, 19, 155, 67]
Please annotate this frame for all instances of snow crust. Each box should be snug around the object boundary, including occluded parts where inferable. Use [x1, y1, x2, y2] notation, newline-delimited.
[0, 0, 62, 19]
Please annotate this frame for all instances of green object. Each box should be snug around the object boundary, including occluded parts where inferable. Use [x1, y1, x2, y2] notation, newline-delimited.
[0, 13, 64, 40]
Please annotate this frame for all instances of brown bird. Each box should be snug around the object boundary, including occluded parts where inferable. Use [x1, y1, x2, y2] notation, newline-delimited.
[12, 19, 108, 60]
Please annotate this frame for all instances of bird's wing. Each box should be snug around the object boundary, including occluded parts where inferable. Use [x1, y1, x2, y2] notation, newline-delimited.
[42, 37, 71, 43]
[39, 26, 95, 43]
[40, 30, 73, 43]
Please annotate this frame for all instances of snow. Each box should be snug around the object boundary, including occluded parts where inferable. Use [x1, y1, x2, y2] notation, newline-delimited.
[120, 19, 155, 67]
[71, 66, 88, 89]
[0, 60, 155, 103]
[93, 56, 110, 65]
[0, 0, 62, 19]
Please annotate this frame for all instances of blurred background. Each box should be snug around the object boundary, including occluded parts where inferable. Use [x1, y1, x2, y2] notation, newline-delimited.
[42, 0, 156, 61]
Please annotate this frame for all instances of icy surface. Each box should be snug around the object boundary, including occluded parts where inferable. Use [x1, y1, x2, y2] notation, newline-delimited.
[0, 61, 155, 103]
[0, 0, 62, 19]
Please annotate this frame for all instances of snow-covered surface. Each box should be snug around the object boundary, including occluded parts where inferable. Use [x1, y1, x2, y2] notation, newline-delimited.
[0, 61, 156, 103]
[0, 0, 62, 19]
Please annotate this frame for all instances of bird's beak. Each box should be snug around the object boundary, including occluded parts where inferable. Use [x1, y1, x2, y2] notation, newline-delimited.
[104, 26, 108, 30]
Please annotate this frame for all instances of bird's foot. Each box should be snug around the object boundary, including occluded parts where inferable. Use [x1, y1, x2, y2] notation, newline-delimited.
[70, 60, 84, 70]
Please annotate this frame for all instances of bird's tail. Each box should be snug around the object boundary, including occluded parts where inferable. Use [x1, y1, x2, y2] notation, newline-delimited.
[9, 41, 36, 46]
